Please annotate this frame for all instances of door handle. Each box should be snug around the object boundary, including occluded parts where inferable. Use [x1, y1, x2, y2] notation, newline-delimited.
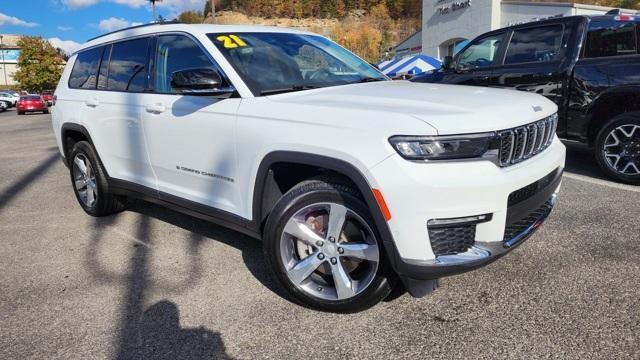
[145, 103, 166, 114]
[85, 98, 99, 107]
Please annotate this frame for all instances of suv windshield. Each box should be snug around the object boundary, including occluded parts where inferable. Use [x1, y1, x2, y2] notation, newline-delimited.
[208, 32, 387, 96]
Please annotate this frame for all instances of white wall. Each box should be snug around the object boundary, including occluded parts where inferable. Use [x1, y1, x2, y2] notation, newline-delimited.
[422, 0, 500, 59]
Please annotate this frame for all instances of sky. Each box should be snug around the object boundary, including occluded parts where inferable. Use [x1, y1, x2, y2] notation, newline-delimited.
[0, 0, 207, 54]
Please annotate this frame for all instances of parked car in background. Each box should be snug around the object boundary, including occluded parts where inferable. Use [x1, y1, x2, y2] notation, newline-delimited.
[413, 13, 640, 184]
[0, 92, 17, 108]
[41, 90, 54, 105]
[0, 101, 7, 112]
[52, 23, 565, 312]
[17, 95, 49, 115]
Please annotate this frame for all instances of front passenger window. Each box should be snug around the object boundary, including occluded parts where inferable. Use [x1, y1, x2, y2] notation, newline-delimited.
[456, 33, 505, 71]
[153, 35, 217, 94]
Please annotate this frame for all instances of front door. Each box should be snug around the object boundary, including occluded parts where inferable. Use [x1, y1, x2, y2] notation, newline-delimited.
[442, 31, 507, 86]
[141, 33, 242, 215]
[489, 23, 568, 134]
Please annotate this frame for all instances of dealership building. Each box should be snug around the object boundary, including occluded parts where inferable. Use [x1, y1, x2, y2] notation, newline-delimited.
[422, 1, 638, 59]
[0, 34, 21, 87]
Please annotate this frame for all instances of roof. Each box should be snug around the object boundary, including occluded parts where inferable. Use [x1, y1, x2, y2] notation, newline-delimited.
[78, 23, 315, 54]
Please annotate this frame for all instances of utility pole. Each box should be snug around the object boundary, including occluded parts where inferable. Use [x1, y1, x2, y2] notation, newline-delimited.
[211, 0, 215, 23]
[149, 0, 163, 22]
[0, 36, 7, 87]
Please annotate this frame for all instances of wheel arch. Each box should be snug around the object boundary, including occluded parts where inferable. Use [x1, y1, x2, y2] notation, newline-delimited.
[587, 86, 640, 146]
[60, 123, 97, 168]
[251, 151, 395, 248]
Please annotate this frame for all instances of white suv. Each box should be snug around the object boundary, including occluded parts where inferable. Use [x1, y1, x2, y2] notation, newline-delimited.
[52, 23, 565, 312]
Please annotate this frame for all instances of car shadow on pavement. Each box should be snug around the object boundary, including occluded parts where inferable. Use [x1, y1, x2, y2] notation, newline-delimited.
[563, 142, 609, 181]
[126, 199, 292, 303]
[87, 215, 234, 360]
[0, 152, 59, 214]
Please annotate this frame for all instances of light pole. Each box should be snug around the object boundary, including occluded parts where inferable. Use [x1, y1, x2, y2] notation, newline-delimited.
[0, 35, 7, 87]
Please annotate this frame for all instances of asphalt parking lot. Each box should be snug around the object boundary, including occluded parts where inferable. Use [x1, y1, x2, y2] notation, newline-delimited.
[0, 110, 638, 359]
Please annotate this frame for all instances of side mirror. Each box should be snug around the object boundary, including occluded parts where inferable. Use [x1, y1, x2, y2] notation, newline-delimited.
[171, 68, 236, 98]
[442, 56, 453, 70]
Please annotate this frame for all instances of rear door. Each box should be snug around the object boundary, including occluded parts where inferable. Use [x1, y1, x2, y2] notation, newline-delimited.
[77, 37, 157, 189]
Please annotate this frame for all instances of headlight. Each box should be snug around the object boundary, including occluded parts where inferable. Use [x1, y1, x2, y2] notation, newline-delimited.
[389, 133, 496, 160]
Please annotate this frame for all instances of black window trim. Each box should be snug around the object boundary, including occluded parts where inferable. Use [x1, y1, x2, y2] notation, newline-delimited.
[500, 23, 566, 66]
[66, 31, 234, 96]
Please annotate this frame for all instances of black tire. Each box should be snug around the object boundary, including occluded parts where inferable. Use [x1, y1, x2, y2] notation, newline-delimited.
[43, 109, 49, 114]
[594, 113, 640, 185]
[69, 141, 125, 216]
[17, 111, 24, 115]
[263, 178, 395, 313]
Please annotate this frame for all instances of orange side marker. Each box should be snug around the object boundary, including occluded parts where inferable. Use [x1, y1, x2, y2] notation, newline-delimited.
[372, 188, 392, 222]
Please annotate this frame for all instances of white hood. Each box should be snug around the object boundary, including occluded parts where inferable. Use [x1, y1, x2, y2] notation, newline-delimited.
[266, 80, 558, 135]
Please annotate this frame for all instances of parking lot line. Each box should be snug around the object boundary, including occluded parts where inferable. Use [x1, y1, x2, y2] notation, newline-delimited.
[563, 172, 640, 193]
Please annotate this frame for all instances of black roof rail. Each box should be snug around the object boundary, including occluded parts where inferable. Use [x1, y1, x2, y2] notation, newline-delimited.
[86, 20, 181, 42]
[606, 9, 621, 15]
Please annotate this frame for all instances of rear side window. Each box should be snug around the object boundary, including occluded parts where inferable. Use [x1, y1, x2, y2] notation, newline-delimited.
[504, 25, 564, 64]
[69, 47, 103, 89]
[107, 37, 150, 92]
[585, 21, 638, 58]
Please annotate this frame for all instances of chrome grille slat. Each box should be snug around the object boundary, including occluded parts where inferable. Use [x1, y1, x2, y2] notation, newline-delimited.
[497, 113, 557, 168]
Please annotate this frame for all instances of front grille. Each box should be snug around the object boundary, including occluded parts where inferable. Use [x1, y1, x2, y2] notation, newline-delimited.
[498, 113, 558, 167]
[429, 225, 476, 256]
[503, 199, 553, 241]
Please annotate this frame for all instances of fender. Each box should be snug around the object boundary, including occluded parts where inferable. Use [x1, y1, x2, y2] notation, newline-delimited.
[251, 151, 404, 271]
[585, 85, 640, 142]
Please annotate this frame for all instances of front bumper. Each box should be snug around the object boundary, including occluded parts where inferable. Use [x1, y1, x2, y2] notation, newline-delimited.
[368, 138, 565, 280]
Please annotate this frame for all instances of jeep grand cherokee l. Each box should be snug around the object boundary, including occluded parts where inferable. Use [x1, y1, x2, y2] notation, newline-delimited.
[414, 13, 640, 185]
[52, 23, 566, 312]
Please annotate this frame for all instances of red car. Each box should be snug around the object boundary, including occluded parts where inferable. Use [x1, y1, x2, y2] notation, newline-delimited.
[41, 90, 54, 105]
[17, 95, 49, 115]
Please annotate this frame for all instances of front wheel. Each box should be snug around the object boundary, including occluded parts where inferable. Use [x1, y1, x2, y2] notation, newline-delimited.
[264, 178, 394, 313]
[595, 113, 640, 185]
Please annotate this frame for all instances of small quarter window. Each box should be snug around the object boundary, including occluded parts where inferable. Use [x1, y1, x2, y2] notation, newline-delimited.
[107, 37, 150, 92]
[69, 46, 103, 89]
[505, 25, 564, 64]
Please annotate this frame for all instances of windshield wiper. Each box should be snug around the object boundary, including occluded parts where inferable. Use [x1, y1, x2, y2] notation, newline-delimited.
[357, 77, 385, 83]
[260, 85, 319, 96]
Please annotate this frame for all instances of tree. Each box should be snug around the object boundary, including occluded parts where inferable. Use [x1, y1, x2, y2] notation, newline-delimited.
[178, 10, 204, 23]
[14, 36, 64, 92]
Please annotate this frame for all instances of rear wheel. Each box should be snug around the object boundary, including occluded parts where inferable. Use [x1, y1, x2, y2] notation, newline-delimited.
[69, 141, 125, 216]
[43, 108, 49, 114]
[595, 113, 640, 185]
[264, 178, 394, 312]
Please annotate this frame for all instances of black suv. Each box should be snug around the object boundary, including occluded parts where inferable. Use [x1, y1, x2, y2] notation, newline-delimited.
[413, 14, 640, 184]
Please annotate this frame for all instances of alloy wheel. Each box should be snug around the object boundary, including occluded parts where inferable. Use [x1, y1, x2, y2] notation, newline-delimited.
[279, 202, 380, 301]
[603, 124, 640, 176]
[72, 153, 98, 207]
